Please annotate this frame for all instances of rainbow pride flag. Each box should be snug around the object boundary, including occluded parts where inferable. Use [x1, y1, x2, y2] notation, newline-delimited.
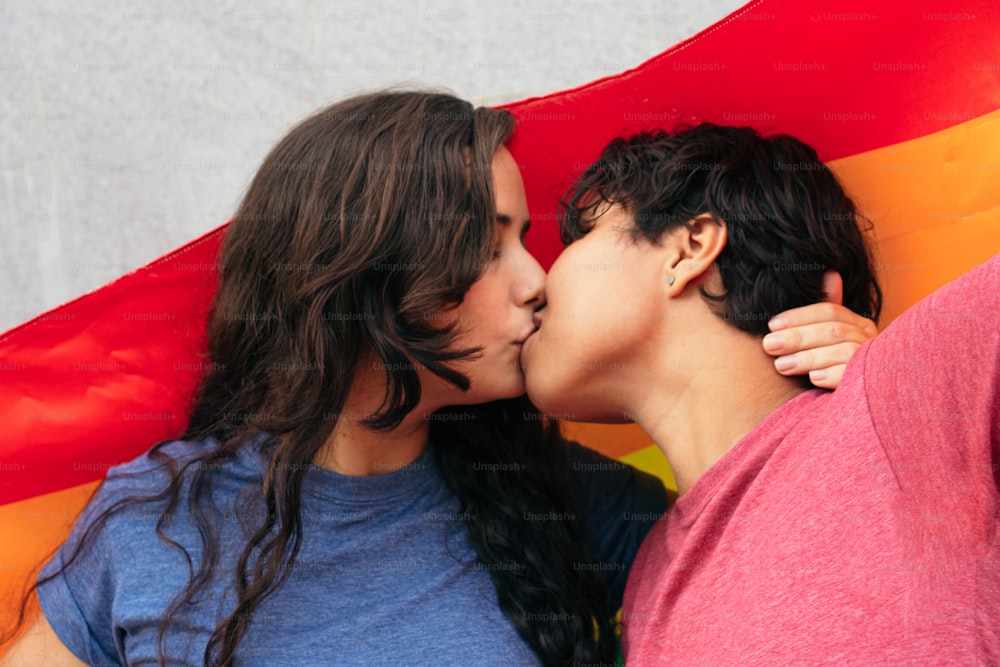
[2, 0, 999, 646]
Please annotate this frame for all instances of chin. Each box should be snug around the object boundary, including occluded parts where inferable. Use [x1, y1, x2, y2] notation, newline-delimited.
[464, 376, 526, 405]
[523, 374, 565, 417]
[526, 378, 624, 424]
[494, 384, 527, 402]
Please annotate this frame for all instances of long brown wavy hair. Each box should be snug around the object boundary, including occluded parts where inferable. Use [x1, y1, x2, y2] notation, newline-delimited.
[11, 91, 612, 666]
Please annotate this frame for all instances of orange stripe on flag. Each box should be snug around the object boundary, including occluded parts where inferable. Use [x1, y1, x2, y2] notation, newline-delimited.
[0, 481, 99, 652]
[829, 108, 1000, 326]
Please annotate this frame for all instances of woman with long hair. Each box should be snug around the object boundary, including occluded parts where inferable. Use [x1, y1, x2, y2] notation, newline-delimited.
[2, 91, 874, 666]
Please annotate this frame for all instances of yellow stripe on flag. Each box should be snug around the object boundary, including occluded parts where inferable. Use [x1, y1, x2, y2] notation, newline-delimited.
[620, 444, 677, 493]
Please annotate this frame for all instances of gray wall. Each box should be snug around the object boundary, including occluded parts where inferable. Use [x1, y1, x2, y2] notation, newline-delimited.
[0, 0, 745, 332]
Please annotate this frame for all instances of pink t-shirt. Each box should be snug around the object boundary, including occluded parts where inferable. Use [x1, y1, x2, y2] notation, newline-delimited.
[622, 254, 1000, 665]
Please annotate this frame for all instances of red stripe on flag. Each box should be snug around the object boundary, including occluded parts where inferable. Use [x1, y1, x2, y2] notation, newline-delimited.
[3, 0, 999, 505]
[506, 0, 1000, 268]
[0, 227, 224, 504]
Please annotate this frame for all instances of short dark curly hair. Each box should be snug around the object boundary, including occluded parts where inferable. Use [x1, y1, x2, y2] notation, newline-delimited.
[560, 123, 882, 335]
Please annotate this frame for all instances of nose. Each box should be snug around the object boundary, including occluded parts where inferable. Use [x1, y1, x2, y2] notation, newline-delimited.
[515, 247, 546, 309]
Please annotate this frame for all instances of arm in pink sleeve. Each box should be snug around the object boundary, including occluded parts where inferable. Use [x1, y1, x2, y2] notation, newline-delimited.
[863, 253, 1000, 541]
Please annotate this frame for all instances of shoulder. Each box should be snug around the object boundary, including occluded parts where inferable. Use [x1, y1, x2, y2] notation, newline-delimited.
[80, 438, 209, 513]
[74, 435, 261, 547]
[104, 437, 209, 482]
[35, 436, 267, 667]
[857, 254, 1000, 512]
[98, 435, 256, 500]
[861, 253, 1000, 412]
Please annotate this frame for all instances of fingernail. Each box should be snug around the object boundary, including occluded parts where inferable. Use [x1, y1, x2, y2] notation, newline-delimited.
[769, 315, 788, 331]
[762, 333, 785, 352]
[810, 369, 828, 382]
[774, 355, 797, 372]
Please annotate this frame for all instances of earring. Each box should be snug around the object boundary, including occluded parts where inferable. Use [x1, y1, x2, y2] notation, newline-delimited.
[667, 275, 676, 286]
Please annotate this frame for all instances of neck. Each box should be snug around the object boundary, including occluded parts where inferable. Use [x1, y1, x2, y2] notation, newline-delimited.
[632, 321, 807, 496]
[313, 364, 432, 477]
[314, 409, 430, 477]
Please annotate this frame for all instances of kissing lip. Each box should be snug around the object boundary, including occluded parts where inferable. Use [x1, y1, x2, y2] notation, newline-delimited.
[515, 312, 542, 345]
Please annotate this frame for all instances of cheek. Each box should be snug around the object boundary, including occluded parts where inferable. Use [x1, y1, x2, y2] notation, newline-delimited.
[454, 270, 498, 322]
[449, 277, 525, 394]
[553, 260, 625, 339]
[541, 259, 647, 368]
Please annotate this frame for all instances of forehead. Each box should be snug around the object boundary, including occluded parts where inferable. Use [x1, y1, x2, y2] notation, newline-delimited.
[491, 147, 528, 220]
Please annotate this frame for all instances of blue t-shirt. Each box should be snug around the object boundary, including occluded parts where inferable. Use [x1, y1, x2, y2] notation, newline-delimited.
[38, 437, 666, 666]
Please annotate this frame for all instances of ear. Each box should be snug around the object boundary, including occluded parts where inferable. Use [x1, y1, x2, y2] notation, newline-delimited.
[821, 270, 844, 305]
[664, 214, 727, 295]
